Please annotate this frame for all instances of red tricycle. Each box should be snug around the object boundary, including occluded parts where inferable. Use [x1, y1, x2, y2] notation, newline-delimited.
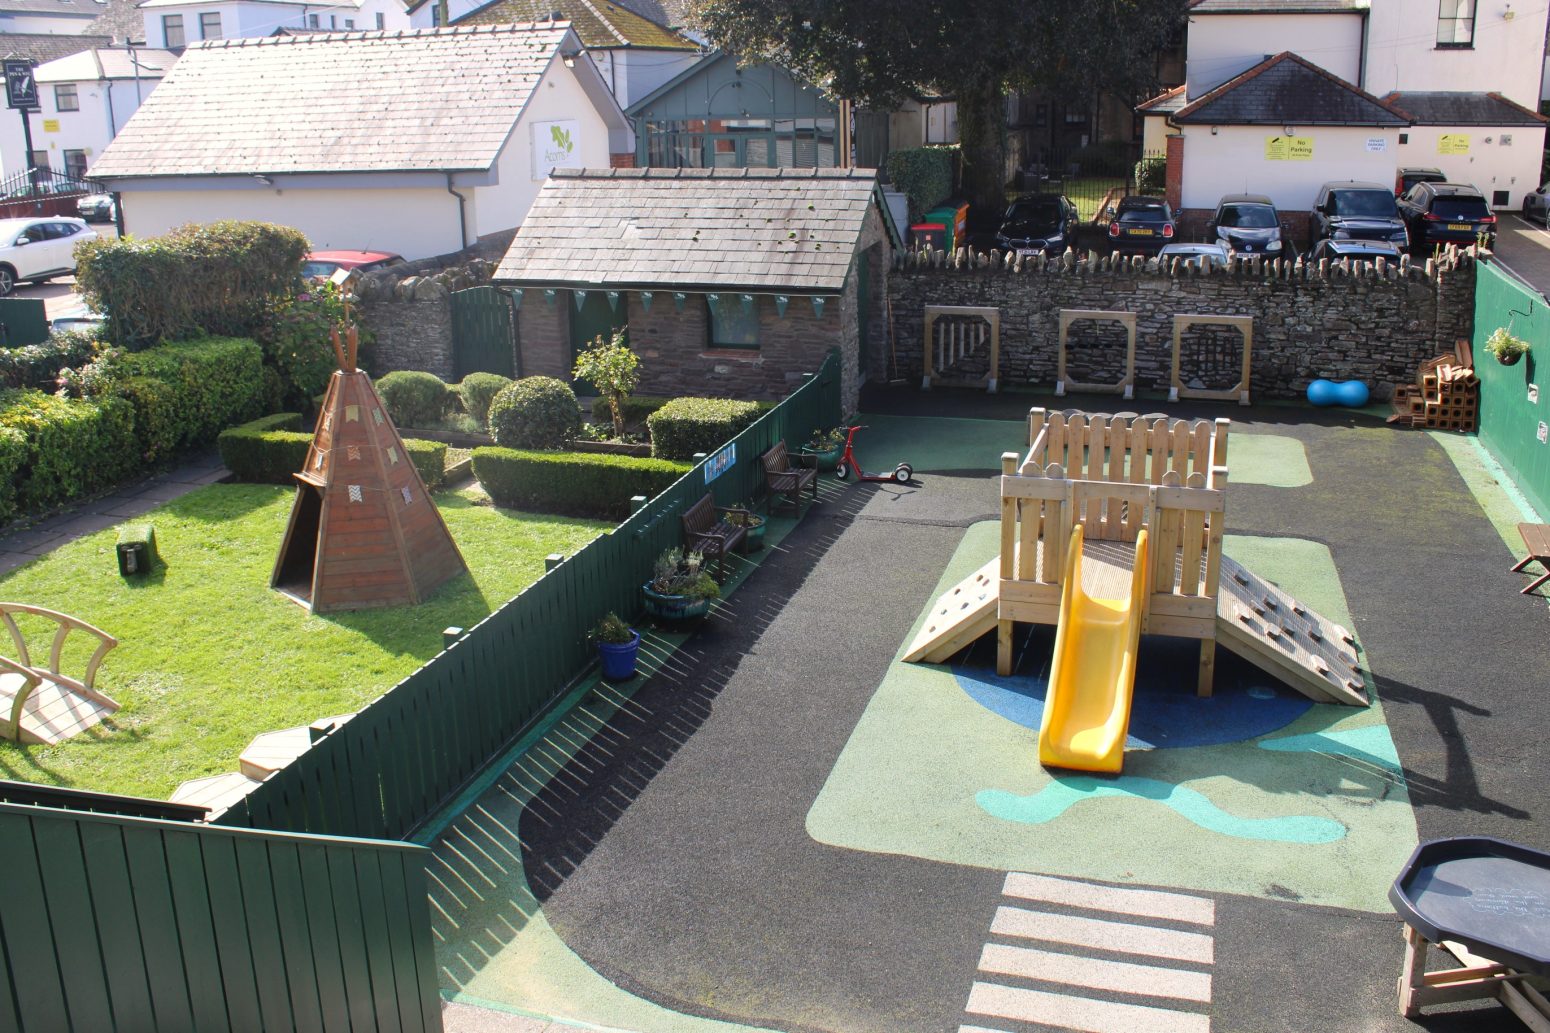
[834, 425, 913, 484]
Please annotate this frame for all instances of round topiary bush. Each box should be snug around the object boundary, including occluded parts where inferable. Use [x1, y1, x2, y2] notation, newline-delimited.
[488, 376, 581, 449]
[458, 372, 513, 430]
[376, 370, 451, 428]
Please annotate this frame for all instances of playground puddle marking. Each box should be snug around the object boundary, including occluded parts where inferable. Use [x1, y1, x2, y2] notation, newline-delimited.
[958, 872, 1214, 1033]
[1227, 433, 1312, 488]
[806, 520, 1418, 912]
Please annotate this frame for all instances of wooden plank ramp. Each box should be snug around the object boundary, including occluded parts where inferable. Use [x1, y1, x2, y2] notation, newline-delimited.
[1216, 555, 1369, 707]
[903, 558, 1000, 663]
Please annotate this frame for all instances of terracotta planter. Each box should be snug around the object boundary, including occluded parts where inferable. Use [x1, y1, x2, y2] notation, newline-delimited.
[642, 583, 712, 621]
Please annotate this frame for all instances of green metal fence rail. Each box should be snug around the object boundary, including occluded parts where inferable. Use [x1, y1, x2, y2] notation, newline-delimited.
[1474, 261, 1550, 518]
[0, 779, 209, 822]
[0, 801, 440, 1033]
[216, 350, 843, 842]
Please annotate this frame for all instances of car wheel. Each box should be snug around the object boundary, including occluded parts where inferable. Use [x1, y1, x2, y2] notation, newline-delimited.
[0, 266, 16, 296]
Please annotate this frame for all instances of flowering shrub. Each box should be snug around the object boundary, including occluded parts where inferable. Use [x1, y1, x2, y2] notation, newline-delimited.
[256, 282, 370, 410]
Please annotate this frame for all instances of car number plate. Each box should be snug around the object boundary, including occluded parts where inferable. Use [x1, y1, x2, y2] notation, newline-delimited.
[1017, 249, 1041, 258]
[1448, 223, 1471, 231]
[1128, 228, 1155, 236]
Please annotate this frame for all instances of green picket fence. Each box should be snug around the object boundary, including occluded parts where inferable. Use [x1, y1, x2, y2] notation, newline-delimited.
[0, 800, 439, 1033]
[216, 351, 843, 841]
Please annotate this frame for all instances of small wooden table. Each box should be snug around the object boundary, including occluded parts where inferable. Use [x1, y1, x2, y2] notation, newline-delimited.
[1512, 523, 1550, 596]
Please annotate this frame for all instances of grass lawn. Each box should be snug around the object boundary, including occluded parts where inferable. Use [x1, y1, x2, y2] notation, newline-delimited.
[0, 483, 607, 800]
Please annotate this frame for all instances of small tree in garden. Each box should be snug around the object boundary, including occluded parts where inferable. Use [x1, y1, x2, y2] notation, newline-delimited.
[572, 329, 640, 440]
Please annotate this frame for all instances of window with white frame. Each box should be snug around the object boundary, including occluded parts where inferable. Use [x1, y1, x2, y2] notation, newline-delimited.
[53, 84, 78, 112]
[163, 13, 184, 48]
[199, 11, 221, 38]
[1437, 0, 1475, 46]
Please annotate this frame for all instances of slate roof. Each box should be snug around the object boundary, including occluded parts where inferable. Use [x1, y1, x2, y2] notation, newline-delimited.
[495, 167, 886, 294]
[36, 46, 177, 81]
[454, 0, 694, 49]
[597, 0, 688, 29]
[83, 0, 144, 41]
[91, 23, 575, 178]
[0, 0, 97, 15]
[1137, 84, 1186, 115]
[1173, 52, 1409, 126]
[1188, 0, 1364, 11]
[1383, 91, 1547, 127]
[0, 31, 111, 63]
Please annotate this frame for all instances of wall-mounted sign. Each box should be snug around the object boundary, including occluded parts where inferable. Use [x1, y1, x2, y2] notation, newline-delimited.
[4, 60, 37, 110]
[1438, 134, 1470, 155]
[1539, 421, 1548, 445]
[1264, 136, 1313, 161]
[704, 442, 736, 484]
[1365, 137, 1387, 152]
[531, 118, 582, 180]
[41, 119, 58, 133]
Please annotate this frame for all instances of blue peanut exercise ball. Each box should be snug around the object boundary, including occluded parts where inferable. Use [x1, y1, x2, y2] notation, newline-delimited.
[1334, 380, 1369, 407]
[1307, 379, 1338, 406]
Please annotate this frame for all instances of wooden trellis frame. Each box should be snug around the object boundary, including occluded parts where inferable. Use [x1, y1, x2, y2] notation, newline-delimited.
[922, 305, 1000, 392]
[1170, 314, 1253, 406]
[1056, 309, 1136, 399]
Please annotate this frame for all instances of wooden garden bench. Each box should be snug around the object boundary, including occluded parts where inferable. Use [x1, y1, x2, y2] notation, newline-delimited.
[681, 493, 748, 579]
[761, 440, 817, 514]
[0, 603, 119, 745]
[1513, 523, 1550, 596]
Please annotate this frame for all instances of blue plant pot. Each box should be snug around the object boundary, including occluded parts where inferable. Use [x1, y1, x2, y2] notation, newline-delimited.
[597, 630, 640, 681]
[642, 584, 712, 621]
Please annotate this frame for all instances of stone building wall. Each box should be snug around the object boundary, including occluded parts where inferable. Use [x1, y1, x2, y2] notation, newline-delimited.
[887, 248, 1477, 401]
[356, 259, 497, 380]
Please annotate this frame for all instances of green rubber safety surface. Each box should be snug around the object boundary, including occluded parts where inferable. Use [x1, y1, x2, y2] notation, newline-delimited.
[806, 521, 1417, 912]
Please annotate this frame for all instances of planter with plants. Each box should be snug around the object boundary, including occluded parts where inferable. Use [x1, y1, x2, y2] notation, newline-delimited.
[591, 611, 640, 680]
[642, 547, 720, 620]
[799, 427, 846, 471]
[725, 507, 767, 551]
[1486, 326, 1530, 367]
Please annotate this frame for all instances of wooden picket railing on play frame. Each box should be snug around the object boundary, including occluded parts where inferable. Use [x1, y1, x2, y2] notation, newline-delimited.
[997, 408, 1230, 692]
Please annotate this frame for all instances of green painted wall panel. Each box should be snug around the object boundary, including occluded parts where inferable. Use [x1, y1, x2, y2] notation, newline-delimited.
[1475, 262, 1550, 518]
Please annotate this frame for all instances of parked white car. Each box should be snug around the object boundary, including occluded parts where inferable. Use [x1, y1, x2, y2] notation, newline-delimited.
[0, 217, 98, 295]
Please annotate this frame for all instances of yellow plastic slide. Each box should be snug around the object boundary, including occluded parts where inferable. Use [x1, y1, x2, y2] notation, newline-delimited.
[1037, 524, 1150, 774]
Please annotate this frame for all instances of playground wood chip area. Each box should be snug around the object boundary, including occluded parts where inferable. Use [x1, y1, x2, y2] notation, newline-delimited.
[430, 388, 1550, 1033]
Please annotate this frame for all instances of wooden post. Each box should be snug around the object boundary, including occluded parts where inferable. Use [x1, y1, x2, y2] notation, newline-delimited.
[1398, 925, 1428, 1019]
[1197, 639, 1216, 697]
[998, 452, 1018, 676]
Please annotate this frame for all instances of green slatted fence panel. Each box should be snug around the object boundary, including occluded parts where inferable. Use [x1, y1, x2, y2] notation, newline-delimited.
[76, 822, 158, 1031]
[197, 834, 265, 1033]
[0, 812, 72, 1031]
[378, 852, 427, 1033]
[0, 913, 22, 1032]
[163, 829, 232, 1031]
[33, 814, 116, 1031]
[265, 841, 327, 1033]
[355, 851, 406, 1033]
[326, 845, 378, 1032]
[233, 837, 297, 1031]
[122, 824, 197, 1031]
[296, 843, 353, 1033]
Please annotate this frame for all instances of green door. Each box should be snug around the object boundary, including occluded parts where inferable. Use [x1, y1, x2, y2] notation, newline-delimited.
[450, 285, 517, 379]
[569, 290, 628, 394]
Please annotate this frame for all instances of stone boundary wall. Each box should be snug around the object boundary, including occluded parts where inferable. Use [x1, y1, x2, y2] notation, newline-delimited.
[355, 259, 497, 380]
[887, 247, 1477, 401]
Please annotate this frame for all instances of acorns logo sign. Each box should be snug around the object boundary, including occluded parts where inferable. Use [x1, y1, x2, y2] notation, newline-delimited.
[532, 119, 583, 179]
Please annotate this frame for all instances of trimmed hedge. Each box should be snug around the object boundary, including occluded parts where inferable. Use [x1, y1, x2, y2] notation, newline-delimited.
[0, 330, 100, 390]
[114, 337, 266, 461]
[590, 393, 668, 428]
[488, 376, 580, 449]
[647, 397, 763, 460]
[472, 447, 691, 517]
[0, 426, 24, 526]
[459, 372, 513, 429]
[219, 412, 447, 489]
[0, 390, 137, 515]
[378, 370, 454, 428]
[885, 145, 957, 222]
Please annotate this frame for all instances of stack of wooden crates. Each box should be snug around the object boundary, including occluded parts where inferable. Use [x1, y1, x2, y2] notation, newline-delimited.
[1389, 339, 1478, 432]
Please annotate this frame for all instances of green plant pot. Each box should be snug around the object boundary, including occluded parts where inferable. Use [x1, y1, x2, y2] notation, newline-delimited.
[642, 583, 712, 621]
[804, 446, 842, 472]
[739, 520, 767, 551]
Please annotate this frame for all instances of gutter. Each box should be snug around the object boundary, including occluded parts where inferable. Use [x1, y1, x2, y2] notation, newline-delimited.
[445, 172, 469, 250]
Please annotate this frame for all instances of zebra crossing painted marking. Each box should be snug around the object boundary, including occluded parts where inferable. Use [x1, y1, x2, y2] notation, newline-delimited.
[960, 872, 1216, 1033]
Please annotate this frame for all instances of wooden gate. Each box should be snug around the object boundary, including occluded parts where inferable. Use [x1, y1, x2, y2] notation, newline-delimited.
[450, 285, 518, 380]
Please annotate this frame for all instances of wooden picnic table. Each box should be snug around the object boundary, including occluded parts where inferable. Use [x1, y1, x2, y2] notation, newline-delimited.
[1512, 523, 1550, 596]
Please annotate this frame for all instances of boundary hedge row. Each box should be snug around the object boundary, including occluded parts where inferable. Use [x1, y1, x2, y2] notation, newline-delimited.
[471, 447, 691, 517]
[219, 413, 448, 489]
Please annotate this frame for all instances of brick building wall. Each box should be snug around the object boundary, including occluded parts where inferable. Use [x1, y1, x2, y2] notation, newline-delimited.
[889, 249, 1476, 401]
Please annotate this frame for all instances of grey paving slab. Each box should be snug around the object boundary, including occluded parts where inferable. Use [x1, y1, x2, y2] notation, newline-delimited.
[99, 496, 161, 519]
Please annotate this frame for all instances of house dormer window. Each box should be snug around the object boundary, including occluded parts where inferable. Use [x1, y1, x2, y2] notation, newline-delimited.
[1437, 0, 1475, 47]
[162, 13, 184, 48]
[199, 12, 221, 39]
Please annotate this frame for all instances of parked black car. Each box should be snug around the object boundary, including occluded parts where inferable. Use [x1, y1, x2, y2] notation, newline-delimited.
[1395, 167, 1447, 196]
[1524, 182, 1550, 226]
[1205, 194, 1290, 258]
[1307, 238, 1403, 266]
[1106, 196, 1175, 255]
[995, 194, 1079, 255]
[1397, 182, 1497, 251]
[1310, 182, 1409, 249]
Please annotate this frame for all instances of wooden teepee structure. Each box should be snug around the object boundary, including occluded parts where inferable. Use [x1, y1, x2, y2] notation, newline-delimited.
[272, 319, 467, 613]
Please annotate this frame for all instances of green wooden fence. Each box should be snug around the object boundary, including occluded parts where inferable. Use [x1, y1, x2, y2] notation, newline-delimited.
[450, 286, 518, 380]
[1475, 261, 1550, 518]
[0, 801, 439, 1033]
[216, 351, 843, 841]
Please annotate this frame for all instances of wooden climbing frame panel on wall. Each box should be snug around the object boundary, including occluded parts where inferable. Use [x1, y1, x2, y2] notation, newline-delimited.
[1171, 314, 1253, 406]
[1056, 309, 1136, 399]
[922, 305, 1000, 392]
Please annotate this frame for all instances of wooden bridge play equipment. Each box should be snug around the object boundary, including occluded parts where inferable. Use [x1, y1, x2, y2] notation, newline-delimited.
[904, 410, 1368, 751]
[0, 603, 119, 744]
[272, 319, 467, 613]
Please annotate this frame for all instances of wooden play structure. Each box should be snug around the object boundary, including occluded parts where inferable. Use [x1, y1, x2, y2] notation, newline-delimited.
[922, 305, 1000, 392]
[1056, 310, 1136, 400]
[272, 321, 467, 613]
[1170, 314, 1253, 406]
[0, 603, 119, 744]
[1389, 339, 1478, 432]
[905, 408, 1368, 769]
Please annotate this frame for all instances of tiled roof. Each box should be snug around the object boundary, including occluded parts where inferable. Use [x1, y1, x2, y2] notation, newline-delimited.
[92, 24, 573, 178]
[0, 0, 97, 14]
[1188, 0, 1364, 11]
[84, 0, 144, 41]
[1384, 91, 1547, 127]
[495, 167, 883, 293]
[35, 46, 177, 81]
[454, 0, 694, 49]
[597, 0, 688, 29]
[0, 31, 111, 63]
[1137, 84, 1186, 114]
[1173, 52, 1409, 126]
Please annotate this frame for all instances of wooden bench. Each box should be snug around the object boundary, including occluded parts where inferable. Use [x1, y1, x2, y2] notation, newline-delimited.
[762, 440, 817, 514]
[681, 493, 748, 579]
[0, 603, 119, 745]
[1513, 523, 1550, 596]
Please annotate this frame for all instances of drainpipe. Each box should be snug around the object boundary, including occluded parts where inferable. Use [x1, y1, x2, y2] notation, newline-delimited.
[445, 173, 469, 250]
[1357, 6, 1368, 90]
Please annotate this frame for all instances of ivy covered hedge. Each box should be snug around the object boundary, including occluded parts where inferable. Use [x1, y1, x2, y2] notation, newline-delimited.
[647, 397, 763, 460]
[0, 390, 138, 517]
[885, 145, 958, 222]
[76, 221, 310, 350]
[471, 447, 690, 517]
[0, 330, 100, 390]
[219, 412, 447, 489]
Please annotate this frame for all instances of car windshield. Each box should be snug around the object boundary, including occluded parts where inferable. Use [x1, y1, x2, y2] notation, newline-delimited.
[1003, 199, 1062, 228]
[1431, 197, 1490, 220]
[1330, 190, 1397, 217]
[1218, 204, 1276, 229]
[1119, 206, 1168, 224]
[301, 261, 340, 279]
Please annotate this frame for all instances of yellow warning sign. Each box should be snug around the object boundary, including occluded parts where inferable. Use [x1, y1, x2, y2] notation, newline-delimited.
[1438, 133, 1470, 155]
[41, 119, 58, 133]
[1264, 136, 1314, 161]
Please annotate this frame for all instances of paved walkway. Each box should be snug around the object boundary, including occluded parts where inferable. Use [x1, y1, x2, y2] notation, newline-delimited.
[0, 449, 228, 575]
[1488, 215, 1550, 298]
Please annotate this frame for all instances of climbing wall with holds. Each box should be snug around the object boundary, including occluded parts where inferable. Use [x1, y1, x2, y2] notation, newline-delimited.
[1216, 555, 1367, 707]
